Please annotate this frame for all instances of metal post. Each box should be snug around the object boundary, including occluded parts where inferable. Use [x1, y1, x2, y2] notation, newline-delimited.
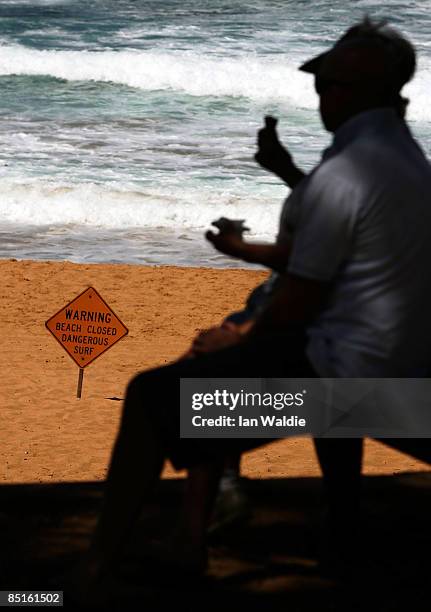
[77, 368, 84, 399]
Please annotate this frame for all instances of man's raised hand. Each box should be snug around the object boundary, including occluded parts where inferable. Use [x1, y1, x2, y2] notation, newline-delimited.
[255, 115, 293, 176]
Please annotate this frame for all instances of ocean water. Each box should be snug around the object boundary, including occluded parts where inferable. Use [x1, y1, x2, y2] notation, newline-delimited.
[1, 0, 431, 267]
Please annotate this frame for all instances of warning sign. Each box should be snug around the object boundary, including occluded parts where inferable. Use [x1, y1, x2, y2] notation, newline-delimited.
[45, 287, 128, 368]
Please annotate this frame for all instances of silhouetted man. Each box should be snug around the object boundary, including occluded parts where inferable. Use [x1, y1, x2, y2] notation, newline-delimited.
[78, 18, 431, 598]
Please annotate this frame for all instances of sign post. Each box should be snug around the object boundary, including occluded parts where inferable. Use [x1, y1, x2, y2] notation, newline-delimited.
[77, 368, 84, 399]
[45, 287, 129, 398]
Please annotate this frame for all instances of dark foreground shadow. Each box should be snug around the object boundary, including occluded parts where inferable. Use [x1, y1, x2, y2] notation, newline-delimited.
[1, 472, 431, 611]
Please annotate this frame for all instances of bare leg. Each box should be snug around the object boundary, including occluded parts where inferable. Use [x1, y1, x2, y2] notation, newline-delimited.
[209, 453, 249, 534]
[175, 461, 224, 570]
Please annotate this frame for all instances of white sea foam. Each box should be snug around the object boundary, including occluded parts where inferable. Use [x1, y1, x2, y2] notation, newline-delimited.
[1, 43, 430, 122]
[404, 57, 431, 123]
[0, 44, 315, 107]
[0, 179, 282, 238]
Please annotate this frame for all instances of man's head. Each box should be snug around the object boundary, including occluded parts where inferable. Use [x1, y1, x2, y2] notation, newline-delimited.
[300, 18, 416, 132]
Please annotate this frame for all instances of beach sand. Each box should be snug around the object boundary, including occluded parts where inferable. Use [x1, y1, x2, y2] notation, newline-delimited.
[1, 258, 429, 484]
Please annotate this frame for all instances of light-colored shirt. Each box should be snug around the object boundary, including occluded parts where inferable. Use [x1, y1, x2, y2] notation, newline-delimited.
[286, 108, 431, 377]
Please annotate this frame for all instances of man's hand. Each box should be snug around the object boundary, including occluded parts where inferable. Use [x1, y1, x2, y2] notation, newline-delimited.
[205, 228, 246, 258]
[255, 116, 292, 174]
[191, 322, 243, 355]
[255, 116, 304, 188]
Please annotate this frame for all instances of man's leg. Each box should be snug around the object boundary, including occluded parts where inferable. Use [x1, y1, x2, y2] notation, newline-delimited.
[314, 439, 364, 518]
[314, 438, 431, 526]
[209, 453, 249, 534]
[313, 439, 363, 568]
[178, 462, 224, 568]
[90, 371, 167, 571]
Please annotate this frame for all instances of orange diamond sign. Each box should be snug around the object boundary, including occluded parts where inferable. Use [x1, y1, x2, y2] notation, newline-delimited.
[45, 287, 128, 368]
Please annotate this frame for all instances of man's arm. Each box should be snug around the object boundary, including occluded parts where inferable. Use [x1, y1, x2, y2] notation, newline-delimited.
[206, 116, 306, 271]
[205, 231, 291, 273]
[255, 116, 306, 188]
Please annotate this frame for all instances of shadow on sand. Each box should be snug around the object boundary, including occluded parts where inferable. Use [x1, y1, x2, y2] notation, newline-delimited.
[1, 472, 430, 610]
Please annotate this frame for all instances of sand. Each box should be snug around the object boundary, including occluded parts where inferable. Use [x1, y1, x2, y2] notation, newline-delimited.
[1, 258, 429, 484]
